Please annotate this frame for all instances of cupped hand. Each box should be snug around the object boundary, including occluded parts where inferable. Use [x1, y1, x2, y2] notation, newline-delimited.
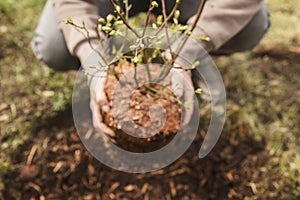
[89, 74, 115, 137]
[169, 66, 195, 126]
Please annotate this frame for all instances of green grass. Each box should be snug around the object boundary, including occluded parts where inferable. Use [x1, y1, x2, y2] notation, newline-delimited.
[259, 0, 300, 51]
[0, 0, 300, 199]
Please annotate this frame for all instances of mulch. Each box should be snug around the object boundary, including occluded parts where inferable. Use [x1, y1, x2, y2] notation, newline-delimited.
[2, 104, 269, 200]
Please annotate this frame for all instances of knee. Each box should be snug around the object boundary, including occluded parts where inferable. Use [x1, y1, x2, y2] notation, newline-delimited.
[31, 28, 80, 71]
[241, 3, 271, 49]
[215, 3, 271, 54]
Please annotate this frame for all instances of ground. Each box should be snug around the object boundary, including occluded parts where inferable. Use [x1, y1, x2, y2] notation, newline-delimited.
[0, 0, 300, 199]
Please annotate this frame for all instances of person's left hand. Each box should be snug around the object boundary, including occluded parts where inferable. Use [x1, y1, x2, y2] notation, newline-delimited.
[169, 66, 194, 126]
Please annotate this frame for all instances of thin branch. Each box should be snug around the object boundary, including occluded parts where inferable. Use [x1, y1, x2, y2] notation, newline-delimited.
[154, 0, 173, 83]
[154, 0, 180, 36]
[161, 0, 172, 54]
[124, 0, 129, 21]
[65, 20, 108, 67]
[174, 0, 207, 60]
[142, 0, 154, 37]
[143, 50, 152, 82]
[109, 0, 140, 38]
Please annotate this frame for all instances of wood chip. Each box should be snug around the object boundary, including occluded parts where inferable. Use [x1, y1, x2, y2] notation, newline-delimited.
[74, 150, 81, 164]
[82, 194, 94, 200]
[108, 182, 120, 193]
[84, 129, 93, 140]
[53, 161, 64, 173]
[199, 178, 207, 187]
[170, 168, 186, 176]
[108, 193, 115, 199]
[169, 181, 176, 197]
[141, 183, 149, 194]
[144, 193, 149, 200]
[26, 145, 38, 165]
[248, 182, 258, 194]
[28, 182, 41, 193]
[124, 184, 135, 191]
[39, 195, 46, 200]
[225, 171, 234, 181]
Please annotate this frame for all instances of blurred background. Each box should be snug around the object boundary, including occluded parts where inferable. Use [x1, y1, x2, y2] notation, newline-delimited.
[1, 0, 299, 199]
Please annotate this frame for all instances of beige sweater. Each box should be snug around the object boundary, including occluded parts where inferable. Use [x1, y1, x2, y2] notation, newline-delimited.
[52, 0, 263, 62]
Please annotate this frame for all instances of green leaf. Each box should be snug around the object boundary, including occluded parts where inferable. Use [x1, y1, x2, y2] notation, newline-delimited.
[184, 102, 191, 109]
[129, 45, 137, 51]
[157, 15, 163, 25]
[151, 1, 159, 8]
[177, 99, 182, 105]
[152, 23, 158, 29]
[114, 20, 124, 26]
[63, 18, 73, 24]
[174, 10, 180, 19]
[195, 88, 202, 94]
[109, 30, 117, 36]
[198, 36, 211, 42]
[115, 5, 121, 13]
[132, 56, 139, 63]
[173, 18, 178, 25]
[106, 14, 115, 23]
[102, 26, 112, 32]
[179, 25, 188, 31]
[98, 17, 105, 23]
[193, 60, 200, 68]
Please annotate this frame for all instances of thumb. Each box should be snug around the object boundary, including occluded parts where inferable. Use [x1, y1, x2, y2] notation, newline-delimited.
[170, 68, 185, 98]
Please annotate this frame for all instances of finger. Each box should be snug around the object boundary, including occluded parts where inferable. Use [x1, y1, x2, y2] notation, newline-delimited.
[182, 93, 194, 126]
[98, 123, 115, 137]
[182, 79, 195, 126]
[90, 99, 102, 129]
[170, 70, 184, 98]
[91, 99, 115, 137]
[93, 77, 108, 105]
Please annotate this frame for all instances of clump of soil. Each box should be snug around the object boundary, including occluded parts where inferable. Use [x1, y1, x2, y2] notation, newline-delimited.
[103, 62, 181, 151]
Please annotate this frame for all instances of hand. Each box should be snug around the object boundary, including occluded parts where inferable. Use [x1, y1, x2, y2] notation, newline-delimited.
[89, 74, 115, 136]
[163, 45, 195, 126]
[169, 66, 194, 126]
[77, 41, 114, 136]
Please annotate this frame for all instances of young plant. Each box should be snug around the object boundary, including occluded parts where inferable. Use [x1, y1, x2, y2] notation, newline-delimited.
[65, 0, 208, 132]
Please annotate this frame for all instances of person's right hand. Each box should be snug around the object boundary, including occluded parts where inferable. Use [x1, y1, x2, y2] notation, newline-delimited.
[76, 41, 114, 136]
[89, 74, 115, 137]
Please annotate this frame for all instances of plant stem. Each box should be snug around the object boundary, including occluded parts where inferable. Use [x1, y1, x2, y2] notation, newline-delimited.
[174, 0, 207, 60]
[154, 0, 180, 36]
[109, 0, 140, 38]
[161, 0, 172, 55]
[154, 0, 174, 83]
[65, 20, 108, 68]
[142, 0, 154, 37]
[124, 0, 129, 21]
